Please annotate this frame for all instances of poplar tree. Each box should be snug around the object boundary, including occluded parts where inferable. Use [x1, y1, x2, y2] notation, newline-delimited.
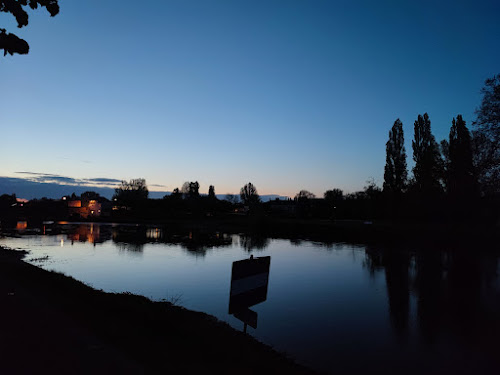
[383, 119, 407, 195]
[208, 185, 216, 199]
[448, 115, 476, 197]
[411, 113, 443, 194]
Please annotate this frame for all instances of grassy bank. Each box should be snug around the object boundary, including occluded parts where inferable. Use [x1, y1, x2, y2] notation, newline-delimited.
[0, 246, 314, 374]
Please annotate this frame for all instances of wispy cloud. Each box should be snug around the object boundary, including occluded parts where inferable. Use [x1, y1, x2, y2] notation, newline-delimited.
[0, 176, 169, 200]
[16, 171, 56, 176]
[14, 172, 122, 187]
[84, 177, 122, 184]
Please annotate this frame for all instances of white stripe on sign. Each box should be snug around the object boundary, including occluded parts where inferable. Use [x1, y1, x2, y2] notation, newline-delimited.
[230, 273, 269, 296]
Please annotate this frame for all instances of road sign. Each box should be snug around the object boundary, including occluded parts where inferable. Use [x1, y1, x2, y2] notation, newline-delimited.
[228, 256, 271, 331]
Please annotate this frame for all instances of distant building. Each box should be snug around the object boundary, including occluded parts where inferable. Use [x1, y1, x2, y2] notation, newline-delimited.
[67, 199, 103, 219]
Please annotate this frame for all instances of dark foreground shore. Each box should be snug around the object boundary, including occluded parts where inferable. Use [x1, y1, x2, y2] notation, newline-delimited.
[0, 246, 313, 374]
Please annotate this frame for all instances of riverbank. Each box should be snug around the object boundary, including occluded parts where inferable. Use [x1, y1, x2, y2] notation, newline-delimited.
[0, 246, 314, 374]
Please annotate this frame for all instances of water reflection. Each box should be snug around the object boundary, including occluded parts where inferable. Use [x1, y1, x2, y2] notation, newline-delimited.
[146, 227, 163, 240]
[116, 242, 145, 254]
[55, 224, 240, 256]
[365, 247, 411, 338]
[239, 235, 270, 252]
[16, 221, 28, 232]
[67, 223, 106, 245]
[2, 223, 500, 373]
[364, 246, 500, 360]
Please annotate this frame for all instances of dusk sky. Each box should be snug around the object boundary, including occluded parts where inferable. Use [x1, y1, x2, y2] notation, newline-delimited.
[1, 0, 499, 197]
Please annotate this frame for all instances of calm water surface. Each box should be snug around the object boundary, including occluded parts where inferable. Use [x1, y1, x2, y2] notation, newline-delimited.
[2, 223, 499, 374]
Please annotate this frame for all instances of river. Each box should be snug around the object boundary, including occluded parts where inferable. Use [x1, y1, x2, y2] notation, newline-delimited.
[1, 222, 499, 374]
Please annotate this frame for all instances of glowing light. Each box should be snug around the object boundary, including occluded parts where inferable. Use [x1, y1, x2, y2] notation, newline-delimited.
[16, 221, 28, 231]
[146, 228, 162, 239]
[60, 239, 64, 247]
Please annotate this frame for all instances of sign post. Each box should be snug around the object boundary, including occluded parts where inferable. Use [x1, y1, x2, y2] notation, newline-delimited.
[228, 255, 271, 332]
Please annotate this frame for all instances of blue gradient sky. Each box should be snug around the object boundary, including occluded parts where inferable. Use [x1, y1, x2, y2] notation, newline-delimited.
[1, 0, 499, 197]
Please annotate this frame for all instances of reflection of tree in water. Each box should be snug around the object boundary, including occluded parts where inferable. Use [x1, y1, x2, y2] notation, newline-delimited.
[364, 246, 410, 339]
[111, 227, 233, 257]
[239, 235, 270, 252]
[172, 231, 233, 257]
[364, 245, 500, 355]
[414, 250, 445, 344]
[58, 223, 235, 257]
[112, 226, 148, 254]
[116, 242, 145, 254]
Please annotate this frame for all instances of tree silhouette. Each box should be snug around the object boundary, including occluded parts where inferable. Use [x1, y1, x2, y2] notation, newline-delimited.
[364, 178, 382, 199]
[181, 181, 200, 200]
[411, 113, 443, 194]
[0, 0, 59, 56]
[383, 119, 407, 195]
[294, 190, 316, 200]
[240, 182, 260, 205]
[208, 185, 216, 199]
[324, 189, 343, 203]
[447, 115, 476, 198]
[324, 189, 343, 219]
[166, 188, 182, 201]
[473, 74, 500, 193]
[113, 179, 149, 204]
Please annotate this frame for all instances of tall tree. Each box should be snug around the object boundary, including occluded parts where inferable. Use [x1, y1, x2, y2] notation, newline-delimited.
[473, 74, 500, 193]
[208, 185, 216, 199]
[240, 182, 260, 205]
[448, 115, 476, 197]
[383, 119, 408, 195]
[0, 0, 59, 55]
[411, 113, 443, 194]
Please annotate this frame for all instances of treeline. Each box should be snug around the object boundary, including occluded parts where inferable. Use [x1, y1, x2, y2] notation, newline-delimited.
[1, 75, 498, 226]
[377, 74, 499, 222]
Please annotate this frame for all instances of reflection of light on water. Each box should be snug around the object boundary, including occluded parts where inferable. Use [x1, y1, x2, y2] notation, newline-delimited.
[60, 239, 64, 247]
[146, 228, 163, 240]
[16, 221, 28, 231]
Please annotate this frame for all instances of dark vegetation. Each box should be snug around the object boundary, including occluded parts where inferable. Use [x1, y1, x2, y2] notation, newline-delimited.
[0, 0, 59, 55]
[2, 75, 499, 243]
[0, 246, 312, 374]
[2, 4, 498, 373]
